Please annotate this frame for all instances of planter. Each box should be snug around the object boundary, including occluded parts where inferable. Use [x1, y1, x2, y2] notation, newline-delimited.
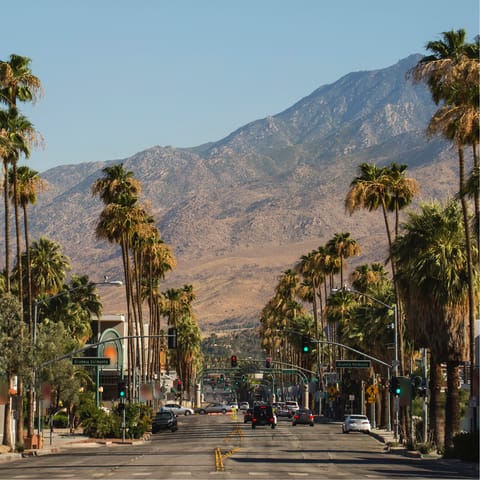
[24, 434, 43, 449]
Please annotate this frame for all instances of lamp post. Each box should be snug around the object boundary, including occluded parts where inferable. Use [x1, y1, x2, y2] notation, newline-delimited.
[332, 286, 398, 439]
[33, 279, 123, 436]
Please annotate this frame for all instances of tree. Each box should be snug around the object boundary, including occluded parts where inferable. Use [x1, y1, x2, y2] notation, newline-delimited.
[326, 232, 361, 288]
[0, 293, 32, 449]
[391, 200, 472, 449]
[28, 237, 70, 298]
[9, 166, 47, 322]
[410, 31, 479, 429]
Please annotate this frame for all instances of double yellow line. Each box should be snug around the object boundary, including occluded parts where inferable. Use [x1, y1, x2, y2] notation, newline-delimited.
[214, 420, 243, 471]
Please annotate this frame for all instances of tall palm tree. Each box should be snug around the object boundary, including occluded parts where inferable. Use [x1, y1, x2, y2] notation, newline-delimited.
[391, 200, 473, 449]
[92, 164, 143, 396]
[0, 53, 42, 292]
[9, 166, 46, 326]
[410, 31, 479, 417]
[9, 165, 46, 437]
[345, 162, 419, 375]
[0, 108, 31, 294]
[326, 232, 361, 288]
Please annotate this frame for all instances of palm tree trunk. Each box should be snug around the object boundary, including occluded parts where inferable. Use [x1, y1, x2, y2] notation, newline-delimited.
[12, 162, 25, 446]
[458, 146, 477, 432]
[3, 159, 11, 292]
[429, 359, 444, 450]
[23, 204, 35, 436]
[445, 361, 460, 450]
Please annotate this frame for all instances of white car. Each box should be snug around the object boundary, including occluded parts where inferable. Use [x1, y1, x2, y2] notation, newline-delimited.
[285, 401, 300, 414]
[342, 414, 371, 433]
[239, 402, 250, 411]
[161, 403, 194, 416]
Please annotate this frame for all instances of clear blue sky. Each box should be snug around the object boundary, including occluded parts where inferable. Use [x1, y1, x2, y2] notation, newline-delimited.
[2, 0, 479, 173]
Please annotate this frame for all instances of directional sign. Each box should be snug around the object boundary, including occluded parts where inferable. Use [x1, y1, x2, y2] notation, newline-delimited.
[335, 360, 371, 369]
[72, 357, 110, 366]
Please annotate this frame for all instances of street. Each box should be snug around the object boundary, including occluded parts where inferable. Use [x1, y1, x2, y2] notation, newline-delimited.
[0, 414, 477, 479]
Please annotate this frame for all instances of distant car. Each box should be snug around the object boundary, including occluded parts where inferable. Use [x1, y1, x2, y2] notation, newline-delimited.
[243, 408, 253, 423]
[292, 408, 314, 426]
[251, 404, 277, 429]
[227, 401, 239, 410]
[285, 401, 300, 414]
[195, 403, 232, 414]
[275, 403, 292, 418]
[161, 403, 194, 416]
[342, 414, 371, 433]
[152, 411, 178, 433]
[239, 402, 250, 411]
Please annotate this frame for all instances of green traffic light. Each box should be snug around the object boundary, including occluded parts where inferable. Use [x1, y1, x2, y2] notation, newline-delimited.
[303, 346, 310, 353]
[395, 387, 400, 395]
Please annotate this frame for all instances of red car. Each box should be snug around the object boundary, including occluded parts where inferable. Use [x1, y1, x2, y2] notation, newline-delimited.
[243, 408, 253, 423]
[292, 408, 314, 426]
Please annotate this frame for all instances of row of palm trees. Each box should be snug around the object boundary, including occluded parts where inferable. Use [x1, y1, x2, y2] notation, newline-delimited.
[258, 29, 479, 451]
[0, 54, 203, 449]
[0, 54, 45, 448]
[91, 164, 203, 401]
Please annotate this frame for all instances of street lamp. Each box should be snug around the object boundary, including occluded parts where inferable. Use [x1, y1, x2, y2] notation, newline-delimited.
[331, 286, 398, 439]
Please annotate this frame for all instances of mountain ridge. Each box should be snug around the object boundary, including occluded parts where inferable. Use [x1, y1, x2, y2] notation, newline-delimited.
[5, 54, 460, 332]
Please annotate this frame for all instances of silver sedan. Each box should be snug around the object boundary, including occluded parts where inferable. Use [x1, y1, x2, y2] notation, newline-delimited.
[161, 403, 195, 415]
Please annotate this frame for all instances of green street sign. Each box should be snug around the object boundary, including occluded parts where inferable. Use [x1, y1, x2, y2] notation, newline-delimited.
[335, 360, 371, 369]
[72, 357, 110, 366]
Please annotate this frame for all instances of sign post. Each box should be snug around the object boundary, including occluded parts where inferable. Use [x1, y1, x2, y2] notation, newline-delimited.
[72, 357, 110, 366]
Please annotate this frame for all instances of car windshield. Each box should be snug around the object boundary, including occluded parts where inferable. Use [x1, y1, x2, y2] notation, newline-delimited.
[156, 412, 172, 419]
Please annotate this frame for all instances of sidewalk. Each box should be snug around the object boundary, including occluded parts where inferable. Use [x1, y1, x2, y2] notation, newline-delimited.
[0, 428, 148, 463]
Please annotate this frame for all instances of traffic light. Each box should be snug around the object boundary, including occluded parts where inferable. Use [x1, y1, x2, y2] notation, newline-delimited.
[390, 376, 400, 396]
[118, 380, 126, 399]
[265, 357, 271, 368]
[231, 355, 238, 367]
[301, 335, 311, 353]
[167, 327, 177, 349]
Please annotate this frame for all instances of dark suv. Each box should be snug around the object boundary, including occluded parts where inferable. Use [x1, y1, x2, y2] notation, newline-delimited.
[251, 404, 277, 429]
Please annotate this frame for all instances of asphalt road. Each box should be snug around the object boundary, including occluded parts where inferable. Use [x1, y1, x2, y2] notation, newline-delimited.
[0, 414, 477, 479]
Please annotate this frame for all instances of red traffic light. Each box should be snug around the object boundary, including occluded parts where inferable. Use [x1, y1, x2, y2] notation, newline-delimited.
[230, 355, 238, 367]
[265, 357, 271, 368]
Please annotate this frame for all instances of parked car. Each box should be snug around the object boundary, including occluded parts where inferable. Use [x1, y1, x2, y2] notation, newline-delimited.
[251, 404, 277, 429]
[342, 414, 371, 433]
[292, 408, 314, 426]
[195, 403, 232, 414]
[239, 401, 250, 411]
[243, 408, 253, 423]
[152, 411, 178, 433]
[161, 403, 194, 416]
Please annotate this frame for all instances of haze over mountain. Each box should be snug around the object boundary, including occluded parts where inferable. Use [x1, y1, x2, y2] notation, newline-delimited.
[12, 54, 459, 332]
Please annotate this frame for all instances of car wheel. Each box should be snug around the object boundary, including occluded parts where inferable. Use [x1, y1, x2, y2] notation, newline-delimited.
[221, 409, 227, 414]
[185, 411, 191, 415]
[199, 409, 206, 414]
[271, 425, 275, 429]
[251, 424, 255, 429]
[292, 423, 296, 426]
[310, 423, 314, 427]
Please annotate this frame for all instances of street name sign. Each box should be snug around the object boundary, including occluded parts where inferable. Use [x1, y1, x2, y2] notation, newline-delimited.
[72, 357, 110, 366]
[335, 360, 371, 368]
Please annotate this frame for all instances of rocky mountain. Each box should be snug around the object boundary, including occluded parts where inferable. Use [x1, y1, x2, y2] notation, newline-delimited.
[7, 54, 460, 332]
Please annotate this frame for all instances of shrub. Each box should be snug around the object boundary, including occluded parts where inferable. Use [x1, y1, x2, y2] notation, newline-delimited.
[52, 412, 69, 428]
[448, 432, 479, 462]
